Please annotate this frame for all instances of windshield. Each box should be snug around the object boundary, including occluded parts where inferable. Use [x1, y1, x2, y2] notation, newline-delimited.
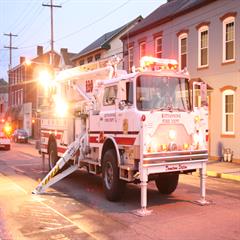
[136, 75, 191, 111]
[18, 129, 27, 134]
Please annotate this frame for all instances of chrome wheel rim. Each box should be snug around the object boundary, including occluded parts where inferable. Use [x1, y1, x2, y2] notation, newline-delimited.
[104, 162, 113, 190]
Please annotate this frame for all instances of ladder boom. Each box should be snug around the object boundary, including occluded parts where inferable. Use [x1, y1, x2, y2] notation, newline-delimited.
[32, 133, 86, 194]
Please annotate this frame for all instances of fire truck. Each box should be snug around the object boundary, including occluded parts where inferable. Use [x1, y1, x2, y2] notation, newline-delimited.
[33, 57, 209, 215]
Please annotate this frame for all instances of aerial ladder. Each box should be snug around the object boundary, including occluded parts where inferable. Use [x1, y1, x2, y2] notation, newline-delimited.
[33, 133, 86, 194]
[33, 63, 116, 195]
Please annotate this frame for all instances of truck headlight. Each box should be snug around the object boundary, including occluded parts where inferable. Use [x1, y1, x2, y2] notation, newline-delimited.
[169, 129, 176, 141]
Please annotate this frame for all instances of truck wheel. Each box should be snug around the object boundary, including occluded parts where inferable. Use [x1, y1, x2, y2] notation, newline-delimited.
[155, 173, 179, 195]
[102, 149, 125, 201]
[48, 141, 58, 170]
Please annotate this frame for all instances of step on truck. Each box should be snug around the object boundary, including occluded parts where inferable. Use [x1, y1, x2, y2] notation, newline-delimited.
[33, 56, 209, 215]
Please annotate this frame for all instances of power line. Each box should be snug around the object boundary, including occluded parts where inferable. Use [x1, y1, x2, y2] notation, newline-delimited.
[9, 0, 132, 50]
[55, 0, 132, 42]
[16, 7, 44, 36]
[60, 0, 71, 5]
[16, 8, 47, 47]
[42, 0, 62, 65]
[3, 33, 18, 70]
[4, 0, 36, 32]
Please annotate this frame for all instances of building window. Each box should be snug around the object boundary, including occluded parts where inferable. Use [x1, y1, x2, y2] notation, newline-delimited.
[11, 93, 14, 106]
[20, 89, 23, 104]
[139, 42, 146, 59]
[13, 72, 16, 85]
[222, 89, 235, 134]
[198, 26, 208, 67]
[95, 54, 101, 61]
[178, 33, 188, 70]
[87, 56, 93, 63]
[154, 36, 162, 58]
[223, 17, 235, 62]
[128, 46, 134, 72]
[79, 59, 84, 66]
[103, 85, 118, 106]
[15, 91, 17, 105]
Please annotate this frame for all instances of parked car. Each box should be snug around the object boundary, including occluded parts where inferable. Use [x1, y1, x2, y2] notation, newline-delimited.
[0, 131, 11, 150]
[12, 129, 28, 143]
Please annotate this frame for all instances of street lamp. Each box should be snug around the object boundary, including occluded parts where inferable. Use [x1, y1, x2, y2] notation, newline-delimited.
[38, 70, 53, 88]
[23, 59, 55, 139]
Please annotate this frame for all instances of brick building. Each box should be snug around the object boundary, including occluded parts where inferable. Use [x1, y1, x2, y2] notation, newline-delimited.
[7, 46, 60, 139]
[0, 79, 8, 121]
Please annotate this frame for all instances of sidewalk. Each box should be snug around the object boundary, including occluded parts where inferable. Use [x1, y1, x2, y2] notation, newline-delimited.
[28, 138, 36, 145]
[205, 160, 240, 182]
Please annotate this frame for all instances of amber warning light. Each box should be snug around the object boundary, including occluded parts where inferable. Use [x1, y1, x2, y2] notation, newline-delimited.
[140, 56, 178, 70]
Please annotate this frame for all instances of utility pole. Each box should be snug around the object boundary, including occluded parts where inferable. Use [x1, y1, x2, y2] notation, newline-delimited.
[4, 32, 18, 70]
[42, 0, 61, 65]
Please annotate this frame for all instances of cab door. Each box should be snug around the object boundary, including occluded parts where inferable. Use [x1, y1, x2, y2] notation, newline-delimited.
[99, 85, 118, 137]
[115, 80, 135, 139]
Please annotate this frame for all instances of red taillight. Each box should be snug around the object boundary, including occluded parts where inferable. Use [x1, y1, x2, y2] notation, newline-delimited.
[206, 130, 209, 142]
[141, 114, 146, 121]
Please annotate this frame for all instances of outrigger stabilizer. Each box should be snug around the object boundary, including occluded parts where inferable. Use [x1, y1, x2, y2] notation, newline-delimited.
[32, 134, 86, 194]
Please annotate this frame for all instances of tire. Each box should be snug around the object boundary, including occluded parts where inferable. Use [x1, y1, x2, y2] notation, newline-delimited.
[102, 149, 126, 201]
[48, 141, 58, 170]
[155, 173, 179, 195]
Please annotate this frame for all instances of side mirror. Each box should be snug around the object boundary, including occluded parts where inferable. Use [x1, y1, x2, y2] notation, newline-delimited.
[118, 100, 126, 110]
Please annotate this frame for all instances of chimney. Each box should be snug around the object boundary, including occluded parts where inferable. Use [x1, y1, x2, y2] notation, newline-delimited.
[20, 56, 26, 64]
[37, 46, 43, 56]
[60, 48, 68, 55]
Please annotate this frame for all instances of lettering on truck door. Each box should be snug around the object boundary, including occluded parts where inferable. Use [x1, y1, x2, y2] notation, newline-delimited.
[99, 85, 118, 140]
[115, 81, 135, 143]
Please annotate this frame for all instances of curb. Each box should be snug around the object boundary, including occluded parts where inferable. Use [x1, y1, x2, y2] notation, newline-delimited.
[193, 171, 240, 182]
[206, 170, 240, 182]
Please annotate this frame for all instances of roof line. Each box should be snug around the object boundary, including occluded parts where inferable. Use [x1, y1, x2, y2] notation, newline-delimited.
[71, 15, 142, 61]
[121, 0, 217, 39]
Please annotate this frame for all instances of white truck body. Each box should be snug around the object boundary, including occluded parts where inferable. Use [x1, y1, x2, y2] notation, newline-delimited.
[37, 57, 209, 213]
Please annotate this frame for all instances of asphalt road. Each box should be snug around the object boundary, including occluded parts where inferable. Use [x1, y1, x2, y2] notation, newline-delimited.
[0, 143, 240, 240]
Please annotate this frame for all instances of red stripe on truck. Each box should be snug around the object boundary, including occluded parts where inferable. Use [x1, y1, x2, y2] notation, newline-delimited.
[41, 143, 67, 154]
[89, 136, 135, 145]
[41, 132, 62, 139]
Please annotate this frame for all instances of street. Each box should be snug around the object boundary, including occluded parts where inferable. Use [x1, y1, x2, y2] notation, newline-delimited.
[0, 143, 239, 240]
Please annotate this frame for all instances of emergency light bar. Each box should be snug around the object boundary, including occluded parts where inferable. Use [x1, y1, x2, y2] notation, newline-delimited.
[140, 56, 178, 70]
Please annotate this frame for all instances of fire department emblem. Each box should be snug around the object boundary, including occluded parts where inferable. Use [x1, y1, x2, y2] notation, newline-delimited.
[123, 119, 128, 134]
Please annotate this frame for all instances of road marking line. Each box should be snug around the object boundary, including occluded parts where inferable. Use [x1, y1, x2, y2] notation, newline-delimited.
[18, 153, 36, 160]
[24, 224, 74, 236]
[15, 163, 41, 166]
[9, 179, 28, 194]
[37, 200, 99, 240]
[10, 166, 25, 174]
[39, 221, 63, 226]
[2, 175, 100, 240]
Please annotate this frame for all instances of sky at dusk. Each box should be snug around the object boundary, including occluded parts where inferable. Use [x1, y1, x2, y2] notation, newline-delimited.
[0, 0, 166, 79]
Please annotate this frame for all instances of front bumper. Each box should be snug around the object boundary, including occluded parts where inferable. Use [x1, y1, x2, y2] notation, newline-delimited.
[141, 150, 208, 174]
[143, 150, 208, 166]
